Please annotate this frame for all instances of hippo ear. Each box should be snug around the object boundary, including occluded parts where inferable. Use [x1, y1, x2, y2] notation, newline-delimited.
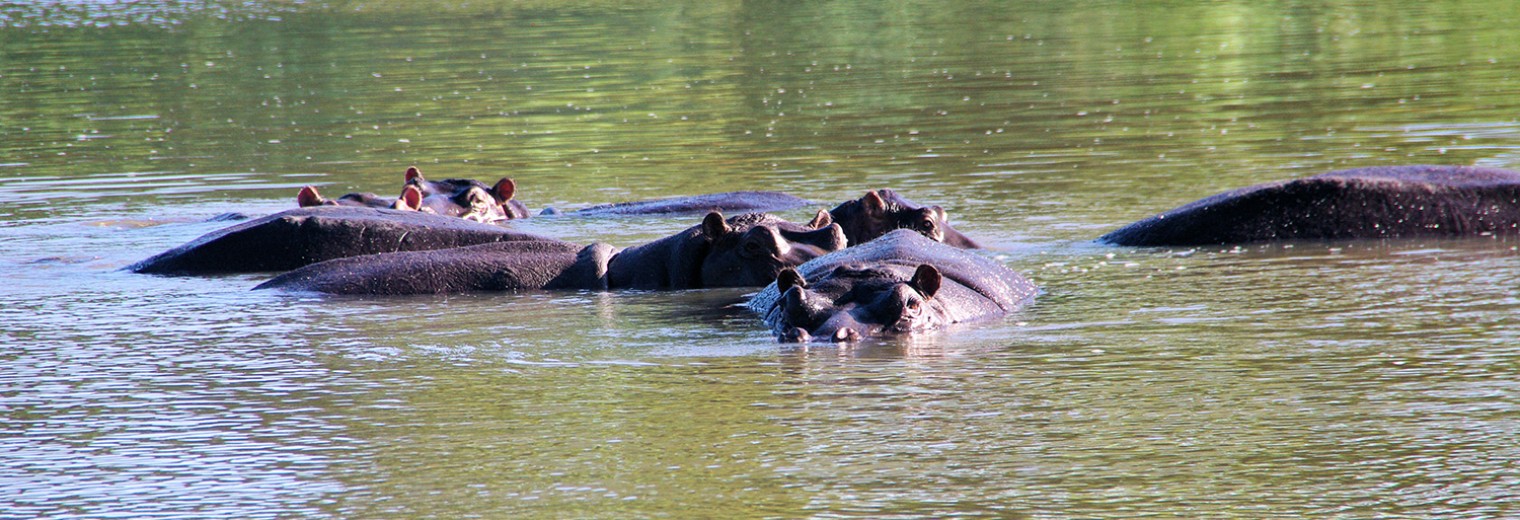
[405, 166, 423, 183]
[297, 186, 325, 207]
[910, 264, 942, 300]
[863, 190, 887, 215]
[492, 177, 517, 203]
[929, 205, 947, 222]
[807, 209, 833, 229]
[394, 184, 424, 211]
[701, 211, 729, 239]
[777, 268, 807, 291]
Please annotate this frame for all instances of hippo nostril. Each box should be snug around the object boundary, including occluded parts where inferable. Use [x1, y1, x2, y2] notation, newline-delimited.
[780, 327, 811, 343]
[832, 328, 860, 343]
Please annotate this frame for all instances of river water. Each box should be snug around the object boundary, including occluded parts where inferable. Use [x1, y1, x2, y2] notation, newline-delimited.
[3, 1, 1519, 518]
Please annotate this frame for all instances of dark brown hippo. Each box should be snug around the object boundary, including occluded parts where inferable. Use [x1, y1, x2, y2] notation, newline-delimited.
[824, 189, 981, 248]
[748, 230, 1037, 343]
[253, 211, 849, 295]
[1101, 165, 1520, 246]
[128, 206, 556, 276]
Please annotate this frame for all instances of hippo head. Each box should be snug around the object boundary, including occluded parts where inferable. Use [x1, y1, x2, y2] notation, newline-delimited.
[696, 211, 848, 287]
[770, 263, 951, 343]
[829, 189, 979, 248]
[296, 186, 396, 209]
[398, 166, 530, 223]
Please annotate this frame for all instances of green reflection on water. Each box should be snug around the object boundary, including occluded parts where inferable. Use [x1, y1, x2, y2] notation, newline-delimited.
[5, 1, 1520, 518]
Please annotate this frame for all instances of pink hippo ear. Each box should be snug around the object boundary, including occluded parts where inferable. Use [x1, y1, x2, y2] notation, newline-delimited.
[862, 190, 887, 215]
[910, 264, 942, 300]
[404, 166, 423, 183]
[701, 211, 729, 239]
[806, 209, 833, 229]
[777, 268, 808, 291]
[297, 186, 326, 207]
[491, 177, 517, 203]
[393, 184, 424, 211]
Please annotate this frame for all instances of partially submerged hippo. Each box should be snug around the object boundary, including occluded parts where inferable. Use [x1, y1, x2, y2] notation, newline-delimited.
[825, 189, 981, 248]
[547, 191, 812, 216]
[254, 211, 848, 294]
[128, 206, 555, 275]
[1101, 165, 1520, 246]
[401, 166, 531, 223]
[296, 185, 396, 209]
[748, 230, 1037, 343]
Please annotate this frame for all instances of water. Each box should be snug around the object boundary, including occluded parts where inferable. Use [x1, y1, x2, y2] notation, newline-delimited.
[4, 1, 1520, 518]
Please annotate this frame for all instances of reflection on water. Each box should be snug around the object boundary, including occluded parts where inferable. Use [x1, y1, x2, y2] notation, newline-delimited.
[4, 0, 1520, 518]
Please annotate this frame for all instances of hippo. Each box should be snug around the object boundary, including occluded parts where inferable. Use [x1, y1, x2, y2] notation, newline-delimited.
[128, 206, 556, 276]
[401, 167, 532, 223]
[747, 229, 1037, 343]
[254, 211, 849, 295]
[296, 185, 397, 209]
[1100, 165, 1520, 246]
[545, 191, 813, 216]
[825, 189, 981, 248]
[251, 239, 604, 294]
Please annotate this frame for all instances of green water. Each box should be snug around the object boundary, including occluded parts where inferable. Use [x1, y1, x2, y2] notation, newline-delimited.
[3, 1, 1519, 518]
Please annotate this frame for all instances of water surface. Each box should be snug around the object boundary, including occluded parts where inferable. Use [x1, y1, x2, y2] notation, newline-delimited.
[3, 1, 1520, 518]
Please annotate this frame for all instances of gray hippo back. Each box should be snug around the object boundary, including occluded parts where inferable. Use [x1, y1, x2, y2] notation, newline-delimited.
[129, 206, 553, 275]
[552, 191, 812, 217]
[255, 211, 847, 295]
[748, 230, 1036, 342]
[1101, 165, 1520, 246]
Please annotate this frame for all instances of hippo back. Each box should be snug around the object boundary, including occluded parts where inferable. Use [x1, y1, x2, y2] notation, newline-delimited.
[564, 191, 812, 216]
[129, 206, 554, 275]
[1100, 165, 1520, 246]
[254, 240, 611, 295]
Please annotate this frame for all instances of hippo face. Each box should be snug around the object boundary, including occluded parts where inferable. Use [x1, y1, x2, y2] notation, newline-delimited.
[398, 166, 530, 223]
[697, 212, 848, 287]
[296, 186, 396, 209]
[771, 263, 950, 343]
[828, 189, 979, 248]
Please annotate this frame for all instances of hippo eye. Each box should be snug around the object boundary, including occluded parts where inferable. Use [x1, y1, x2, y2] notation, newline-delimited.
[743, 240, 769, 257]
[904, 298, 922, 316]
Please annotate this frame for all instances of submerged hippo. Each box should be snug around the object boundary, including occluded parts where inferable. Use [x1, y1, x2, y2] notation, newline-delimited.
[128, 206, 555, 275]
[546, 191, 813, 216]
[401, 166, 531, 223]
[1101, 165, 1520, 246]
[825, 189, 981, 248]
[296, 185, 397, 209]
[254, 211, 848, 294]
[748, 230, 1037, 343]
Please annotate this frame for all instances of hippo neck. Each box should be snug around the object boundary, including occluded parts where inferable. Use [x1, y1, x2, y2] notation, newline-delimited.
[604, 229, 709, 290]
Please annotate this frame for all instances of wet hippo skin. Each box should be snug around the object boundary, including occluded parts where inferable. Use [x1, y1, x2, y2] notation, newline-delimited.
[1101, 165, 1520, 246]
[825, 189, 981, 248]
[548, 191, 812, 217]
[254, 211, 848, 295]
[128, 206, 556, 276]
[747, 229, 1037, 343]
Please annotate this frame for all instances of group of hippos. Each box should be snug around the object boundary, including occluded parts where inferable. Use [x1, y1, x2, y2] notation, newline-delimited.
[129, 164, 1520, 343]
